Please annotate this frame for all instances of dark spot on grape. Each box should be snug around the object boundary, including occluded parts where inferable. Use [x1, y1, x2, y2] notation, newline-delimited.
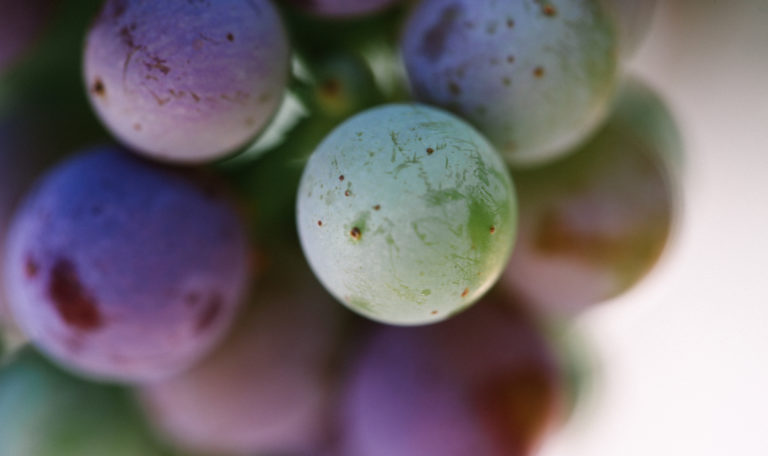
[92, 78, 106, 98]
[427, 147, 435, 155]
[448, 82, 462, 95]
[421, 4, 462, 62]
[373, 205, 381, 211]
[507, 18, 515, 28]
[25, 257, 39, 278]
[490, 226, 496, 234]
[318, 220, 323, 226]
[190, 91, 201, 102]
[133, 123, 142, 131]
[502, 77, 511, 87]
[461, 287, 470, 298]
[350, 227, 362, 240]
[196, 295, 222, 333]
[431, 310, 438, 315]
[227, 33, 234, 42]
[543, 5, 557, 17]
[339, 175, 345, 181]
[320, 78, 341, 98]
[534, 66, 545, 78]
[474, 367, 555, 455]
[345, 190, 351, 197]
[48, 259, 103, 331]
[507, 55, 516, 64]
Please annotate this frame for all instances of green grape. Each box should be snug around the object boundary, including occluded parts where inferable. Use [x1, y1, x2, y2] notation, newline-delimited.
[296, 104, 517, 325]
[0, 348, 172, 456]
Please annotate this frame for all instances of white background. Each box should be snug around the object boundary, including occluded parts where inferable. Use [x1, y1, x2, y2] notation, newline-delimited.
[541, 1, 768, 455]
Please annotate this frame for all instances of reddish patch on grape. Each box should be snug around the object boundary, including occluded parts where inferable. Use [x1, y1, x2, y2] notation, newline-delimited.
[321, 78, 342, 98]
[373, 205, 381, 211]
[461, 287, 470, 298]
[427, 147, 435, 155]
[350, 227, 362, 240]
[196, 295, 222, 333]
[534, 67, 545, 78]
[339, 175, 345, 181]
[490, 226, 496, 234]
[345, 190, 351, 197]
[25, 257, 39, 278]
[431, 310, 439, 315]
[318, 220, 323, 226]
[48, 259, 103, 331]
[543, 5, 557, 17]
[473, 367, 556, 455]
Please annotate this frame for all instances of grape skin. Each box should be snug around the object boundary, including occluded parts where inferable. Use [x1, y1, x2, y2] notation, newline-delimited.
[500, 80, 682, 315]
[601, 0, 658, 57]
[296, 104, 517, 325]
[84, 0, 290, 163]
[401, 0, 620, 167]
[3, 147, 251, 383]
[140, 258, 345, 455]
[341, 298, 564, 456]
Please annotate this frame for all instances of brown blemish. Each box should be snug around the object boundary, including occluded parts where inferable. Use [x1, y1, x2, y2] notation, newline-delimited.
[48, 259, 103, 331]
[534, 66, 545, 78]
[507, 18, 515, 28]
[461, 287, 470, 298]
[490, 226, 497, 234]
[543, 5, 557, 16]
[92, 78, 106, 98]
[350, 227, 362, 240]
[25, 257, 39, 278]
[345, 190, 351, 197]
[190, 91, 201, 102]
[133, 123, 142, 131]
[373, 205, 381, 211]
[195, 295, 222, 333]
[227, 33, 234, 42]
[507, 55, 516, 64]
[320, 78, 342, 98]
[431, 310, 439, 315]
[318, 220, 323, 226]
[339, 175, 345, 181]
[427, 147, 435, 155]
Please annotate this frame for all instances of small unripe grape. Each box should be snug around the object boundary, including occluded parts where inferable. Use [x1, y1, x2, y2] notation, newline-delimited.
[84, 0, 290, 163]
[4, 147, 251, 383]
[297, 104, 517, 325]
[500, 80, 682, 315]
[0, 348, 170, 456]
[341, 298, 564, 456]
[283, 0, 402, 18]
[401, 0, 620, 167]
[140, 256, 345, 455]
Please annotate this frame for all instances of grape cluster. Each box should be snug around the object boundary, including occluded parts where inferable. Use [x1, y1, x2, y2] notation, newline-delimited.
[0, 0, 680, 455]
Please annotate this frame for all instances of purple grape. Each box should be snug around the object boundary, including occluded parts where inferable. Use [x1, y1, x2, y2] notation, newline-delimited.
[341, 298, 565, 456]
[3, 147, 251, 383]
[283, 0, 402, 18]
[0, 0, 54, 73]
[140, 256, 345, 455]
[401, 0, 620, 166]
[84, 0, 290, 163]
[500, 80, 682, 315]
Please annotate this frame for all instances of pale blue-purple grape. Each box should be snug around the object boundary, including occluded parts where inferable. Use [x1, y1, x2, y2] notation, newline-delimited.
[0, 348, 171, 456]
[140, 257, 344, 455]
[401, 0, 620, 167]
[84, 0, 290, 163]
[601, 0, 658, 57]
[283, 0, 402, 18]
[500, 80, 682, 316]
[341, 298, 565, 456]
[296, 104, 517, 325]
[3, 147, 251, 383]
[0, 0, 54, 73]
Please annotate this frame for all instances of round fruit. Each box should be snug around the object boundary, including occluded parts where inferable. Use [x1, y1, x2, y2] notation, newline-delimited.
[401, 0, 620, 166]
[296, 104, 517, 325]
[4, 147, 251, 382]
[84, 0, 290, 163]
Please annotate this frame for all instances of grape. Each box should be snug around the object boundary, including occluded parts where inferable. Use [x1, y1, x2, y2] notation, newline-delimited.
[296, 104, 517, 325]
[3, 147, 251, 383]
[0, 0, 54, 73]
[601, 0, 657, 57]
[140, 254, 345, 455]
[0, 348, 171, 456]
[84, 0, 290, 163]
[500, 80, 682, 315]
[283, 0, 402, 18]
[341, 298, 564, 456]
[401, 0, 620, 167]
